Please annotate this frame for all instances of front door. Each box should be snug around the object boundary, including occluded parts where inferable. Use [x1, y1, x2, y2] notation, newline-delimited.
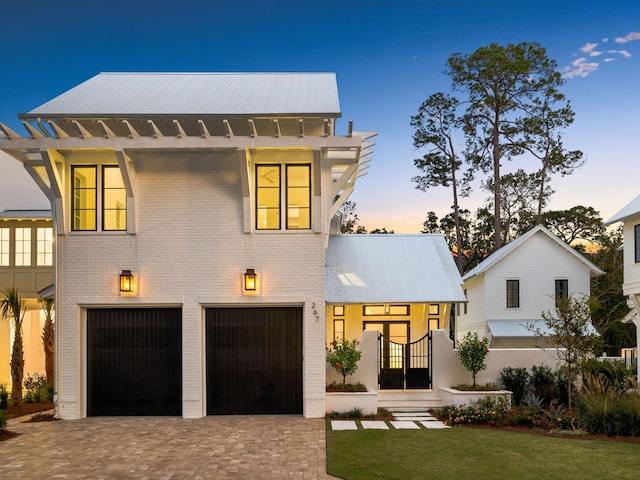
[364, 322, 409, 389]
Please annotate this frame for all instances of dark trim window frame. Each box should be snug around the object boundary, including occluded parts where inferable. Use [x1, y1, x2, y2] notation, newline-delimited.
[555, 279, 569, 306]
[72, 165, 126, 232]
[635, 224, 640, 264]
[506, 279, 520, 308]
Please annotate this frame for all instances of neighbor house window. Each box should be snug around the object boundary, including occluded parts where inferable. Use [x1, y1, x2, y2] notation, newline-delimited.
[37, 227, 53, 266]
[72, 165, 126, 232]
[555, 279, 569, 306]
[15, 227, 31, 266]
[506, 279, 520, 308]
[635, 225, 640, 263]
[256, 164, 310, 230]
[0, 228, 9, 266]
[333, 319, 344, 342]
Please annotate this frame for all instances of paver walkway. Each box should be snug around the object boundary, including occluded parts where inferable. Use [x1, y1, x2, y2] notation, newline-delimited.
[2, 416, 335, 479]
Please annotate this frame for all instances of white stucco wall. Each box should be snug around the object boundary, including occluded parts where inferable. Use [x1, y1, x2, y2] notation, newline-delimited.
[54, 149, 327, 419]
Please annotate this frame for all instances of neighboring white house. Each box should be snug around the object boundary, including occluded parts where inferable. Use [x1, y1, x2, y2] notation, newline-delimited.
[0, 72, 469, 419]
[605, 194, 640, 377]
[0, 210, 54, 388]
[458, 225, 605, 348]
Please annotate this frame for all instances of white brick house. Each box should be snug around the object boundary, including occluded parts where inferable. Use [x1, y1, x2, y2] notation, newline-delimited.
[0, 72, 380, 419]
[458, 225, 604, 348]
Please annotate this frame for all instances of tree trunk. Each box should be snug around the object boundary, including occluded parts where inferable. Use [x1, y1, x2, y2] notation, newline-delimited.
[493, 110, 502, 250]
[10, 327, 24, 404]
[42, 317, 54, 384]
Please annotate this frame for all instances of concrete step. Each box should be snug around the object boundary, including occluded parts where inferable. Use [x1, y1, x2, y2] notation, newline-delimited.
[377, 390, 443, 412]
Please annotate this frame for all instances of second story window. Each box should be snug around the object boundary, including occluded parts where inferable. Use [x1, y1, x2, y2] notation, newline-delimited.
[0, 227, 9, 266]
[37, 227, 53, 266]
[256, 164, 311, 230]
[72, 165, 126, 232]
[506, 279, 520, 308]
[15, 227, 31, 266]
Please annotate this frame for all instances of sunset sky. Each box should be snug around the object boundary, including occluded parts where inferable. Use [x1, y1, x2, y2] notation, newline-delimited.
[1, 0, 639, 231]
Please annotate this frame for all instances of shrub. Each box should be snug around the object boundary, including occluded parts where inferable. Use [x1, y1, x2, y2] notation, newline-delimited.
[23, 373, 49, 403]
[0, 409, 6, 433]
[327, 338, 362, 385]
[452, 382, 500, 391]
[435, 395, 509, 426]
[582, 358, 634, 393]
[530, 365, 556, 404]
[500, 367, 529, 406]
[0, 384, 8, 410]
[456, 332, 490, 388]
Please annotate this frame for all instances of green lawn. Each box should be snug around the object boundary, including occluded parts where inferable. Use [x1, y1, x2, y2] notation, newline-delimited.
[327, 425, 640, 480]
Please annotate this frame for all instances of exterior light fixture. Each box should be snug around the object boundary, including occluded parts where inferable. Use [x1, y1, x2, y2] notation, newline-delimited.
[119, 270, 134, 292]
[244, 268, 257, 291]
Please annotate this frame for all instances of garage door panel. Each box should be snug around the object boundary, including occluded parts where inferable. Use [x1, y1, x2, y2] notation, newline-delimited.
[206, 307, 302, 415]
[87, 308, 182, 417]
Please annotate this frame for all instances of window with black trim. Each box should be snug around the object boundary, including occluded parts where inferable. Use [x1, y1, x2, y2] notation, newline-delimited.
[635, 224, 640, 263]
[72, 165, 126, 232]
[506, 279, 520, 308]
[256, 164, 311, 230]
[555, 279, 568, 306]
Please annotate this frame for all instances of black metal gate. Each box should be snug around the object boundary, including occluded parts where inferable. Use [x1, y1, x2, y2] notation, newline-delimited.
[378, 332, 431, 390]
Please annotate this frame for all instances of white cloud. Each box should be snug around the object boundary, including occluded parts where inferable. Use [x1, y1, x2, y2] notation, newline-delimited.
[562, 57, 599, 79]
[580, 43, 600, 55]
[604, 58, 615, 63]
[615, 32, 640, 43]
[602, 37, 609, 43]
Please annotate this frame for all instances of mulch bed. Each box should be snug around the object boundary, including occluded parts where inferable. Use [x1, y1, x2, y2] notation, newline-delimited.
[460, 423, 640, 445]
[1, 400, 55, 442]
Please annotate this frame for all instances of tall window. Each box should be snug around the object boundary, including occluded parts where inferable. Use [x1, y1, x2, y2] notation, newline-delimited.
[15, 227, 31, 266]
[635, 224, 640, 263]
[256, 165, 281, 229]
[256, 164, 311, 230]
[102, 166, 127, 231]
[506, 279, 520, 308]
[72, 165, 126, 232]
[555, 279, 569, 306]
[0, 227, 9, 266]
[37, 227, 53, 266]
[72, 166, 97, 231]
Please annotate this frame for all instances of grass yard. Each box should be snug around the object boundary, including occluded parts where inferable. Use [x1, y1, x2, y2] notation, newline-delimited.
[327, 426, 639, 480]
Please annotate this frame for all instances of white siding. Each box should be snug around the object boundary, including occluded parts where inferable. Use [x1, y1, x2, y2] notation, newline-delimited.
[623, 213, 640, 296]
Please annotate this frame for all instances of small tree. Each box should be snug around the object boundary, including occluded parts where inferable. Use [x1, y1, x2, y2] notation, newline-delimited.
[39, 296, 55, 384]
[457, 331, 490, 388]
[532, 294, 601, 410]
[326, 338, 362, 385]
[1, 288, 26, 405]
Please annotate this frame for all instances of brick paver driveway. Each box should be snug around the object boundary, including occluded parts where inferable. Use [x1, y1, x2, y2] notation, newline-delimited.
[2, 416, 335, 479]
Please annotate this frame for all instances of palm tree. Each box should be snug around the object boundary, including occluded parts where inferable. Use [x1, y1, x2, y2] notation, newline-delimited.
[1, 288, 26, 405]
[39, 296, 55, 385]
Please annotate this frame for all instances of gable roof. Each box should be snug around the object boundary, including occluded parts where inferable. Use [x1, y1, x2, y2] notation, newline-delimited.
[325, 234, 465, 304]
[462, 224, 605, 281]
[605, 194, 640, 225]
[22, 72, 341, 118]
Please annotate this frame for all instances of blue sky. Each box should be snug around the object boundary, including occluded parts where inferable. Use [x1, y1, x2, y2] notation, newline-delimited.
[1, 0, 639, 231]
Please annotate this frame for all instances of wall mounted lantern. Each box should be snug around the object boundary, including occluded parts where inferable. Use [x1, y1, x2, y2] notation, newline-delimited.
[119, 270, 134, 292]
[244, 268, 257, 291]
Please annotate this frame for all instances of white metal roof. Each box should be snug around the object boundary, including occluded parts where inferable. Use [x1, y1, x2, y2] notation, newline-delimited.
[25, 72, 341, 117]
[487, 320, 552, 337]
[325, 234, 465, 304]
[462, 224, 605, 281]
[0, 209, 51, 220]
[605, 193, 640, 225]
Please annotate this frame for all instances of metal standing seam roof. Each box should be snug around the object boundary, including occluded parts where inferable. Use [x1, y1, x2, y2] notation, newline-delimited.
[487, 319, 597, 337]
[23, 72, 341, 117]
[605, 193, 640, 225]
[0, 209, 51, 219]
[325, 234, 465, 304]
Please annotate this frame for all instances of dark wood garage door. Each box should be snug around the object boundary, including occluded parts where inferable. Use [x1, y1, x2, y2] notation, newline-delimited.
[206, 307, 302, 415]
[87, 308, 182, 416]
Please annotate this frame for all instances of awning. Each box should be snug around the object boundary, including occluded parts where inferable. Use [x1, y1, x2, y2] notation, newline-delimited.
[487, 319, 598, 337]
